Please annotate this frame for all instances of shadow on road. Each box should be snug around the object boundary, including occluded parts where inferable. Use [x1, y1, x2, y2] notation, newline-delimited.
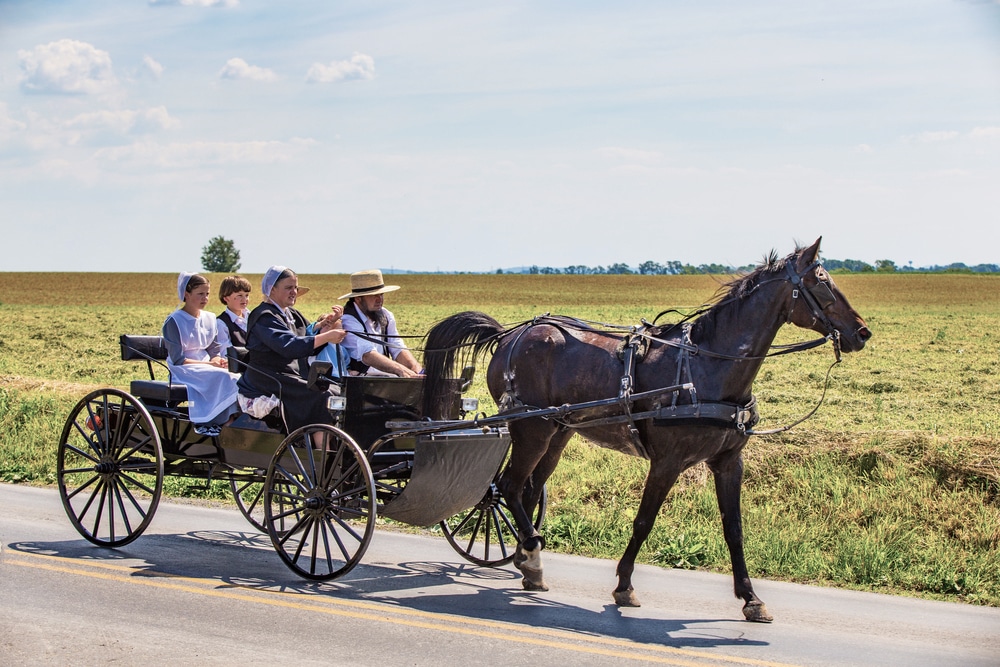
[9, 531, 766, 651]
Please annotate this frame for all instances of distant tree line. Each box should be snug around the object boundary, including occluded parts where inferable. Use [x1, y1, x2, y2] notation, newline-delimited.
[509, 261, 754, 276]
[496, 258, 1000, 275]
[825, 259, 1000, 274]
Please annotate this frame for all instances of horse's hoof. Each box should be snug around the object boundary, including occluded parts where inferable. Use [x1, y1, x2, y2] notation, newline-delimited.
[742, 601, 773, 623]
[518, 566, 549, 592]
[613, 589, 641, 607]
[513, 541, 547, 590]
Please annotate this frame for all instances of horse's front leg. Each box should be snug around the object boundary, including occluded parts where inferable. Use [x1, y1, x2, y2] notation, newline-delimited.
[614, 458, 681, 607]
[710, 449, 773, 623]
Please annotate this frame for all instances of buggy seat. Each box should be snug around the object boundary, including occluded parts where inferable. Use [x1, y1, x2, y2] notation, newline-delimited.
[119, 335, 188, 407]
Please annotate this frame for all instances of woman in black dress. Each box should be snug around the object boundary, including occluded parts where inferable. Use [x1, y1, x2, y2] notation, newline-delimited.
[237, 266, 346, 432]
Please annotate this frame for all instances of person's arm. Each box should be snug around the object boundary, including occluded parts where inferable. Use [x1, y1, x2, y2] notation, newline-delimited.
[340, 312, 376, 362]
[256, 308, 317, 359]
[163, 316, 222, 367]
[313, 327, 347, 348]
[383, 310, 422, 374]
[306, 319, 347, 349]
[161, 316, 188, 366]
[204, 313, 226, 364]
[361, 350, 421, 378]
[312, 305, 344, 334]
[393, 348, 423, 374]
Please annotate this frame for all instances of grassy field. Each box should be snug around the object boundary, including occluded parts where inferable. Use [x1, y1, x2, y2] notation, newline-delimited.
[1, 270, 997, 605]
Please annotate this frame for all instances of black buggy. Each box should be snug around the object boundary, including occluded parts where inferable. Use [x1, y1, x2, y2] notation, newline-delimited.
[56, 335, 545, 581]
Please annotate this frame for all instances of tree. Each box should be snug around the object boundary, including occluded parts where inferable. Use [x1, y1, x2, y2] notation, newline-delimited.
[606, 262, 633, 275]
[201, 236, 241, 273]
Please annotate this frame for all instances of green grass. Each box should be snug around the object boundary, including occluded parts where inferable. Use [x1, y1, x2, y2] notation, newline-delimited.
[0, 272, 997, 605]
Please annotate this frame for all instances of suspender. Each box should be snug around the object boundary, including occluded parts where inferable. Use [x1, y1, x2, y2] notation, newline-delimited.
[343, 300, 389, 375]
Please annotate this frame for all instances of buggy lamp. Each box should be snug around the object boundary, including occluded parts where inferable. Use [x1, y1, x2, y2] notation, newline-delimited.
[327, 396, 347, 412]
[461, 397, 479, 412]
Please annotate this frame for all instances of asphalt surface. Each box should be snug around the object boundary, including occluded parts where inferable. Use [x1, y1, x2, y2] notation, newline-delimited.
[1, 483, 998, 666]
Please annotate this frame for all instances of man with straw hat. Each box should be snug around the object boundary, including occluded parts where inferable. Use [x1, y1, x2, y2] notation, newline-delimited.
[339, 269, 423, 378]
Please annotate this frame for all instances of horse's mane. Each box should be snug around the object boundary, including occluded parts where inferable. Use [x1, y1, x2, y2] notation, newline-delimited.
[646, 248, 795, 338]
[714, 248, 789, 304]
[674, 246, 799, 341]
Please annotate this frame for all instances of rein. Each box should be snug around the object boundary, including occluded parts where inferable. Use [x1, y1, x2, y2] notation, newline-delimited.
[743, 355, 841, 436]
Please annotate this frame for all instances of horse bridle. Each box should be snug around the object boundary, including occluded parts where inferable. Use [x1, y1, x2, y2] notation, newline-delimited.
[784, 260, 842, 361]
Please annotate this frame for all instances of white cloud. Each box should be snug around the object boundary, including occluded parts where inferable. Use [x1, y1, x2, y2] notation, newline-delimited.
[219, 58, 278, 82]
[17, 39, 117, 95]
[148, 0, 239, 7]
[94, 138, 315, 168]
[855, 144, 873, 153]
[969, 126, 1000, 140]
[65, 106, 180, 134]
[142, 55, 165, 80]
[0, 103, 28, 135]
[306, 52, 375, 83]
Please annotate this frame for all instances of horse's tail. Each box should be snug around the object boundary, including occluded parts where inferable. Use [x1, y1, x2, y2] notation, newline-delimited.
[422, 311, 505, 418]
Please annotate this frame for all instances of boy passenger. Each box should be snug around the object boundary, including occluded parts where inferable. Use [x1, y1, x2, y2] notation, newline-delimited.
[216, 275, 252, 353]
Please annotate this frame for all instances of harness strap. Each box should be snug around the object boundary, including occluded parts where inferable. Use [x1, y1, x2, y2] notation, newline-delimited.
[617, 335, 648, 458]
[653, 397, 760, 432]
[552, 395, 757, 434]
[498, 322, 534, 411]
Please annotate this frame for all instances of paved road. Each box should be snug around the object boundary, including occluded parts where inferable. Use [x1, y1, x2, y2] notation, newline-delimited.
[1, 483, 998, 666]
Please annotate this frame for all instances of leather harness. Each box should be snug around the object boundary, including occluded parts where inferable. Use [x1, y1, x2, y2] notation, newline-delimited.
[494, 257, 842, 453]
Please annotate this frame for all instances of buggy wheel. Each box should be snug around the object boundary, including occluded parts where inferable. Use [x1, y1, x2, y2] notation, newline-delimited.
[265, 425, 376, 581]
[440, 482, 547, 567]
[57, 388, 164, 547]
[232, 472, 302, 537]
[230, 473, 267, 533]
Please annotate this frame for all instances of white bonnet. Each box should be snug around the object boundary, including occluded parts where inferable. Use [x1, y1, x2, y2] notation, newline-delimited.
[177, 271, 196, 302]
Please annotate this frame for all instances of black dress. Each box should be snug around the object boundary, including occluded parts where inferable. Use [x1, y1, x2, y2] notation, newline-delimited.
[236, 301, 334, 432]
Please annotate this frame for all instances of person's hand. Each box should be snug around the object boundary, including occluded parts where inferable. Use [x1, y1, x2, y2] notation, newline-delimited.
[315, 314, 333, 332]
[210, 356, 228, 368]
[315, 306, 344, 332]
[320, 328, 347, 345]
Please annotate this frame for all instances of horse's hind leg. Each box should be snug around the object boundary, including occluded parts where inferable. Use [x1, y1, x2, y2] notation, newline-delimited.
[614, 457, 682, 607]
[500, 422, 571, 592]
[709, 450, 773, 623]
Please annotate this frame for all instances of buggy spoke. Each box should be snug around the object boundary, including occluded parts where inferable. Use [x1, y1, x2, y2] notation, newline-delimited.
[117, 471, 158, 497]
[441, 481, 547, 567]
[266, 425, 375, 581]
[58, 389, 163, 548]
[111, 479, 135, 536]
[64, 474, 100, 500]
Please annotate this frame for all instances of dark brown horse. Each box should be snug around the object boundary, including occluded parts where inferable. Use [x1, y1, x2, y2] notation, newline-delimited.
[422, 238, 870, 622]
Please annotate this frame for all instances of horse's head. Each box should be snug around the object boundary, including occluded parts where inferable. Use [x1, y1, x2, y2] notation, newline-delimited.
[786, 238, 871, 354]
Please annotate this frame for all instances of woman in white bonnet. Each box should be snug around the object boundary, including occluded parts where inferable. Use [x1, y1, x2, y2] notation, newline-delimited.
[162, 272, 240, 437]
[236, 266, 346, 432]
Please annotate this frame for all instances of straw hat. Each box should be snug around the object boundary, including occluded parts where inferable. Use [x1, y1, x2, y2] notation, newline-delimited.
[339, 269, 400, 300]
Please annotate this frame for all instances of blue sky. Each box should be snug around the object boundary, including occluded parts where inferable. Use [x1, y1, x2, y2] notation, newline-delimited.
[1, 0, 998, 273]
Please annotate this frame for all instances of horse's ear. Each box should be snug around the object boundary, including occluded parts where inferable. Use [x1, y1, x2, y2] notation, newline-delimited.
[797, 237, 822, 268]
